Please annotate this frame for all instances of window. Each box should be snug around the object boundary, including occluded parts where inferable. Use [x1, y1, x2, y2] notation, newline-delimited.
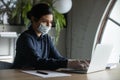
[101, 0, 120, 63]
[94, 0, 120, 63]
[0, 0, 16, 24]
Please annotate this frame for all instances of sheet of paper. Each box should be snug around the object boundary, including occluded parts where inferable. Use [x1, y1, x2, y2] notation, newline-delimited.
[22, 70, 71, 78]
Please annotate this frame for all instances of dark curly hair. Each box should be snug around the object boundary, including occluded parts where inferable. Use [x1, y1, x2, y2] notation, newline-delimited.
[27, 3, 53, 21]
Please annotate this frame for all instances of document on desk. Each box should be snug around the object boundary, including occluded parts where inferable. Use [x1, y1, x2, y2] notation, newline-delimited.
[22, 70, 71, 78]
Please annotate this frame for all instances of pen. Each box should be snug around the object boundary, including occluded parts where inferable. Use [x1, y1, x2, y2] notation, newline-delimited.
[36, 70, 48, 75]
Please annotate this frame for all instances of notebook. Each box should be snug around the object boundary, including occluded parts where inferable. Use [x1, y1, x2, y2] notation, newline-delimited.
[59, 44, 113, 74]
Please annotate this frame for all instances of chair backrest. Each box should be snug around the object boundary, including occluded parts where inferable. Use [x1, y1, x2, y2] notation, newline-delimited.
[0, 61, 12, 69]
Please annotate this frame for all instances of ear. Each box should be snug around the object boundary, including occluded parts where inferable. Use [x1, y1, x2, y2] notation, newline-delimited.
[31, 16, 39, 22]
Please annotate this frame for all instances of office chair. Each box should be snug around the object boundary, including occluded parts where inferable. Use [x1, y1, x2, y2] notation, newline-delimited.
[0, 61, 12, 69]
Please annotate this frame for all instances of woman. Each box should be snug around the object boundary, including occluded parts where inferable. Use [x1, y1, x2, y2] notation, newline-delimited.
[12, 3, 89, 70]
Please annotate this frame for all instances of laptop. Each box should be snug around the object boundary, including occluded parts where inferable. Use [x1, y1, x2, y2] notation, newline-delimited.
[59, 44, 113, 74]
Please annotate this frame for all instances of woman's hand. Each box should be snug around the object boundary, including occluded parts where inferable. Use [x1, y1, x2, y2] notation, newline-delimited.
[67, 59, 90, 70]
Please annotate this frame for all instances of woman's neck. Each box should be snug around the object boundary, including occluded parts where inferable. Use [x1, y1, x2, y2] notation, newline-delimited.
[32, 25, 42, 37]
[35, 30, 42, 37]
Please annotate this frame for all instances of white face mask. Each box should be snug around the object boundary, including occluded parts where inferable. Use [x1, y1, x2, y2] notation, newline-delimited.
[38, 23, 51, 35]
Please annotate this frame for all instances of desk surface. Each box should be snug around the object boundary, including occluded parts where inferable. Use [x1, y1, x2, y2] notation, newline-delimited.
[0, 65, 120, 80]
